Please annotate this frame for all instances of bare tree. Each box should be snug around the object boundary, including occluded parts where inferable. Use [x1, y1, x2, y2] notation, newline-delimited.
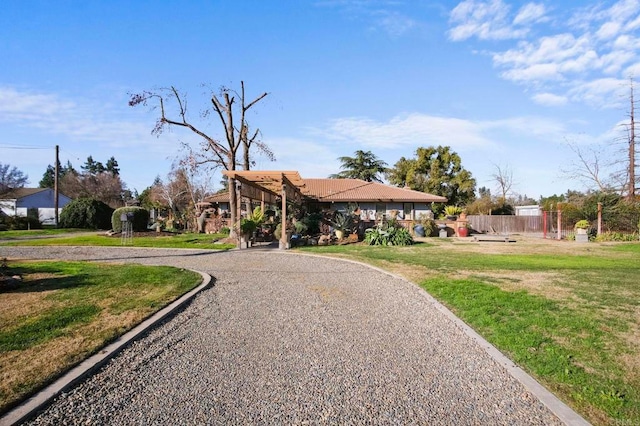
[129, 81, 269, 237]
[491, 163, 514, 204]
[561, 141, 612, 193]
[0, 163, 28, 195]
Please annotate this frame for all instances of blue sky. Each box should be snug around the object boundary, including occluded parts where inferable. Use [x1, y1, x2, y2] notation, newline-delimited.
[1, 0, 638, 199]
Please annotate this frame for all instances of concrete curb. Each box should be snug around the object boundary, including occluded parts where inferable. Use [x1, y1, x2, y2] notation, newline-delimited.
[0, 270, 212, 426]
[284, 251, 590, 426]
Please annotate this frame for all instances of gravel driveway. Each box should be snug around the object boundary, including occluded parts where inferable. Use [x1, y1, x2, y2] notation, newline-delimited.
[2, 247, 580, 425]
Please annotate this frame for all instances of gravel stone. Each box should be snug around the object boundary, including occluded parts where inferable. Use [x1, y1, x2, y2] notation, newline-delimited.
[2, 246, 566, 425]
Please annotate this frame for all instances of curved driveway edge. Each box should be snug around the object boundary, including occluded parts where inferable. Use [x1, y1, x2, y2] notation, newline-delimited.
[291, 252, 590, 426]
[1, 247, 590, 425]
[0, 269, 212, 426]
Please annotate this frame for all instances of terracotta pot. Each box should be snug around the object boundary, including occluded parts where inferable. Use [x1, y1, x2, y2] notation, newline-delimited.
[458, 227, 469, 238]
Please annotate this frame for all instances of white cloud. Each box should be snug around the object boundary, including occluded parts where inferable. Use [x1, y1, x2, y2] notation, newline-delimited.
[596, 21, 622, 40]
[532, 93, 568, 106]
[0, 86, 156, 147]
[501, 63, 562, 82]
[448, 0, 532, 41]
[451, 0, 640, 107]
[513, 3, 547, 26]
[567, 77, 628, 107]
[319, 113, 496, 149]
[374, 11, 417, 37]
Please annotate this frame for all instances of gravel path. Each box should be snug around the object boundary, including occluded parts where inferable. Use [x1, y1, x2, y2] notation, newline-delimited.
[3, 246, 570, 425]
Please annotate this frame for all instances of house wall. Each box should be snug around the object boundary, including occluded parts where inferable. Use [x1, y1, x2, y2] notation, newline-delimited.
[414, 203, 432, 217]
[1, 189, 72, 224]
[0, 200, 17, 216]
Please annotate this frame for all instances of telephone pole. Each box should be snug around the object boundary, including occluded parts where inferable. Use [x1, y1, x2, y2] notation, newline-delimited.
[628, 78, 637, 201]
[54, 145, 59, 226]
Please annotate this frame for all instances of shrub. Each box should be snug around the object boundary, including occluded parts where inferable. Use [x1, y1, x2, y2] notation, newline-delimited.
[59, 198, 113, 229]
[111, 207, 150, 233]
[0, 215, 42, 230]
[364, 219, 414, 246]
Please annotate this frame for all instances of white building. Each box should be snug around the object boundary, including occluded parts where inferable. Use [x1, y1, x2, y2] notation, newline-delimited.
[0, 188, 72, 224]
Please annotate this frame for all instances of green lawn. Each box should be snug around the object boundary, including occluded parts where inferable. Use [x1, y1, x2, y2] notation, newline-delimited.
[0, 228, 88, 239]
[0, 260, 203, 414]
[0, 231, 237, 250]
[298, 238, 640, 425]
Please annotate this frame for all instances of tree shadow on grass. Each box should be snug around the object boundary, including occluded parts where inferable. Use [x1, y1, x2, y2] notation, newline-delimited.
[0, 271, 93, 294]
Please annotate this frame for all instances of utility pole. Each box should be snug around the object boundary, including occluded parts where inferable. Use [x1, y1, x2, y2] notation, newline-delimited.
[628, 78, 637, 201]
[54, 145, 59, 227]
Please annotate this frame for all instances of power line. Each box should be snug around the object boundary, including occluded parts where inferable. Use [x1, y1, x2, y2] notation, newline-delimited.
[0, 144, 51, 150]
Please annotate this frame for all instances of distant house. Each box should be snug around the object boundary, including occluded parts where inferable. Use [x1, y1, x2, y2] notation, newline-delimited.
[0, 188, 72, 224]
[203, 176, 447, 222]
[515, 205, 542, 216]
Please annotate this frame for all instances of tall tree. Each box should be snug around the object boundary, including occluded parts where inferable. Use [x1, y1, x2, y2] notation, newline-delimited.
[129, 81, 269, 238]
[386, 145, 476, 206]
[105, 156, 120, 176]
[81, 156, 105, 175]
[0, 163, 28, 195]
[329, 150, 388, 182]
[39, 159, 76, 189]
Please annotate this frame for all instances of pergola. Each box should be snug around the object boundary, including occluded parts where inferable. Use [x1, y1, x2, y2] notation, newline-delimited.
[221, 170, 306, 249]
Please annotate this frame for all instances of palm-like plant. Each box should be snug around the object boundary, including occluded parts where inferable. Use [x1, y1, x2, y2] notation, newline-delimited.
[329, 150, 388, 183]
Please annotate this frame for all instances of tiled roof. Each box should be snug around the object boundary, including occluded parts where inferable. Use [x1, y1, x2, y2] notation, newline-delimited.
[302, 179, 447, 203]
[204, 192, 232, 203]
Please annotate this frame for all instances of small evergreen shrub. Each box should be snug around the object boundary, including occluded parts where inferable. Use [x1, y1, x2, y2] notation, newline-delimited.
[59, 198, 113, 230]
[111, 207, 150, 233]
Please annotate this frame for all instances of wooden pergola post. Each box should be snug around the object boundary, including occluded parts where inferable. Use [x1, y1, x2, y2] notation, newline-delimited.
[280, 182, 287, 250]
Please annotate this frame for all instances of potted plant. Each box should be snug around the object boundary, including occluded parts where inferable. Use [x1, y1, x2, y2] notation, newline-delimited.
[329, 211, 353, 240]
[444, 205, 462, 220]
[574, 220, 590, 235]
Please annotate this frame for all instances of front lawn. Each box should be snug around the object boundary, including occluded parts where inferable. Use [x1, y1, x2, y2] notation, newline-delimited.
[298, 238, 640, 425]
[0, 260, 202, 414]
[0, 231, 236, 250]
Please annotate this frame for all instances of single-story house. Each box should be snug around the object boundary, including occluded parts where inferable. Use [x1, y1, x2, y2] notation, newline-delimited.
[203, 172, 447, 223]
[0, 188, 72, 224]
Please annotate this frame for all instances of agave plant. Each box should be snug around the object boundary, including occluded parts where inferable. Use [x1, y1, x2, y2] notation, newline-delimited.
[364, 219, 414, 246]
[329, 211, 354, 233]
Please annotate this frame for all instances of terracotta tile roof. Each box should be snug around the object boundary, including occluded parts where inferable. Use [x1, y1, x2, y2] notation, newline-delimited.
[302, 179, 447, 203]
[203, 192, 232, 203]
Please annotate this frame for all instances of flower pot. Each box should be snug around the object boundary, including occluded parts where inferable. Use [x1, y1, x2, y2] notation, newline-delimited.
[576, 228, 587, 235]
[414, 224, 425, 237]
[458, 226, 468, 238]
[335, 229, 344, 240]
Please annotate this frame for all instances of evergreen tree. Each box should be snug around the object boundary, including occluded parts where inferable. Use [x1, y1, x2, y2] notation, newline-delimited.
[329, 150, 388, 182]
[106, 156, 120, 176]
[387, 145, 476, 206]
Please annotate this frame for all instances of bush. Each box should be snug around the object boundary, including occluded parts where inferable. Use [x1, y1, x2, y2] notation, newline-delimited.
[364, 219, 414, 246]
[111, 207, 150, 233]
[59, 198, 113, 229]
[0, 215, 41, 230]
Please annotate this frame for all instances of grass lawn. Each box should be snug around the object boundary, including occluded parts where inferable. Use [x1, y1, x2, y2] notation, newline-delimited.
[0, 230, 237, 250]
[0, 228, 88, 239]
[0, 260, 202, 414]
[298, 237, 640, 426]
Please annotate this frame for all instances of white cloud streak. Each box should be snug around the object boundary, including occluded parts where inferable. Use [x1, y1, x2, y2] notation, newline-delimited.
[311, 112, 571, 151]
[449, 0, 640, 108]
